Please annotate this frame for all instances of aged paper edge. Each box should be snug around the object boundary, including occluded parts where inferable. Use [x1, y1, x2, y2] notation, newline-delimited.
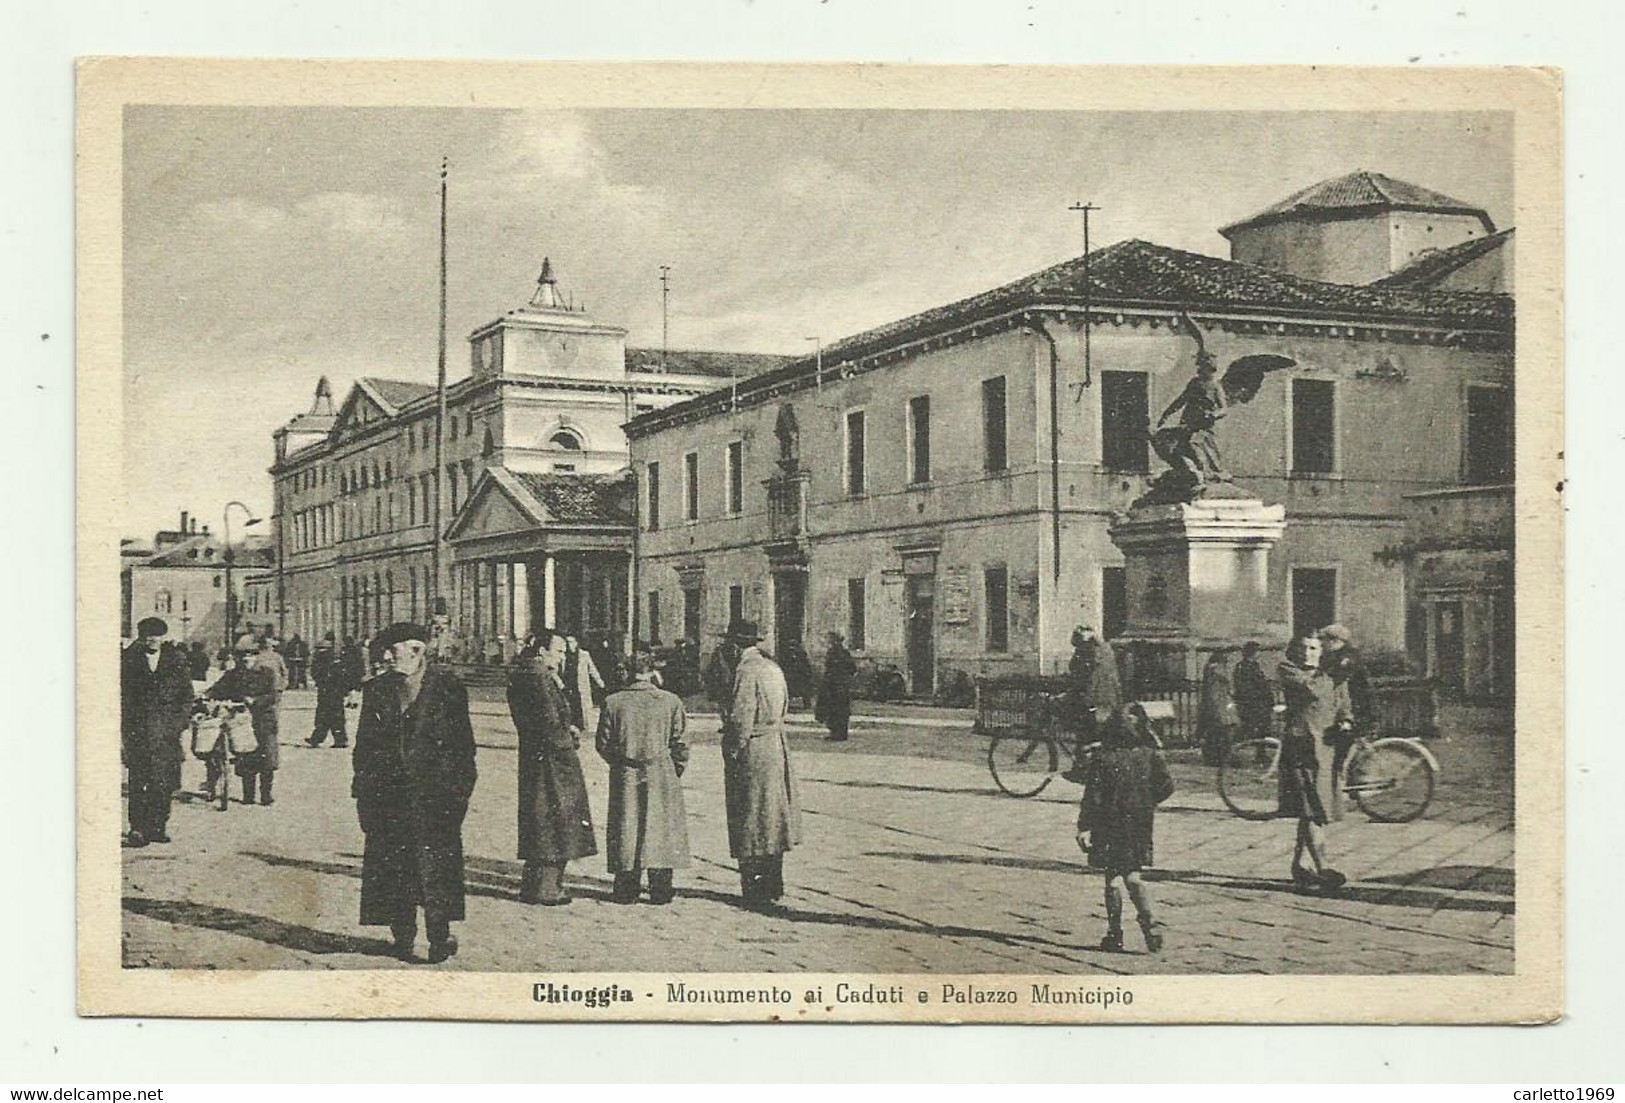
[75, 59, 1565, 1024]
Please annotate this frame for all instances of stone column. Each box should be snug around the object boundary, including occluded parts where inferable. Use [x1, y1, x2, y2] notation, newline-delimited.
[543, 555, 557, 629]
[512, 561, 531, 640]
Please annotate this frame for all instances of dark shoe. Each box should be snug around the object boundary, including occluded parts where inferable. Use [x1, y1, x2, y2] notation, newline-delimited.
[333, 741, 349, 749]
[1099, 930, 1125, 953]
[1140, 922, 1165, 954]
[147, 831, 171, 844]
[823, 734, 849, 742]
[647, 892, 676, 906]
[305, 737, 324, 747]
[537, 894, 573, 907]
[1060, 767, 1088, 785]
[1318, 869, 1348, 893]
[611, 891, 640, 905]
[426, 937, 459, 964]
[391, 939, 416, 962]
[122, 831, 148, 849]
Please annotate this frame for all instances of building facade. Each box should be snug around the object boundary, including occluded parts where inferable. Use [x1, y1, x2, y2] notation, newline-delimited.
[122, 511, 274, 645]
[627, 173, 1516, 693]
[268, 261, 789, 655]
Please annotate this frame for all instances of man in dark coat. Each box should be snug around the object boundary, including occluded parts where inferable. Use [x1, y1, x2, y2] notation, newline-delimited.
[703, 636, 744, 717]
[508, 629, 597, 906]
[307, 632, 350, 748]
[205, 635, 281, 805]
[121, 618, 192, 847]
[342, 636, 367, 694]
[817, 631, 858, 742]
[352, 622, 477, 963]
[285, 632, 309, 690]
[1233, 641, 1275, 744]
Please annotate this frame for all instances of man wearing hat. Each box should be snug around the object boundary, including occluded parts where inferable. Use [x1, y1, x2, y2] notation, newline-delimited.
[351, 622, 477, 963]
[205, 634, 283, 805]
[121, 617, 192, 847]
[719, 619, 803, 908]
[817, 630, 858, 742]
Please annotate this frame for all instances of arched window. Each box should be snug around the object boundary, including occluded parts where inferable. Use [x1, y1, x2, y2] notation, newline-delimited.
[549, 428, 584, 451]
[481, 427, 496, 457]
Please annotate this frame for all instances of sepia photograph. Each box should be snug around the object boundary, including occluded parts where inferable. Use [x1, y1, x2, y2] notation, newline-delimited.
[76, 60, 1563, 1023]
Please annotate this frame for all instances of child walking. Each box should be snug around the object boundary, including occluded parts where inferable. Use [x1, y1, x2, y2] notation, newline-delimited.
[1076, 704, 1176, 953]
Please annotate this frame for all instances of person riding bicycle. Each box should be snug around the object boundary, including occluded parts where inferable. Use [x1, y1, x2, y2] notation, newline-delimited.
[1060, 626, 1121, 784]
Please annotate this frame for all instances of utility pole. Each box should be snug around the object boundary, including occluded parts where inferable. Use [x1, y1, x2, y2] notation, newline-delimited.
[659, 265, 672, 370]
[1068, 201, 1100, 388]
[432, 157, 448, 618]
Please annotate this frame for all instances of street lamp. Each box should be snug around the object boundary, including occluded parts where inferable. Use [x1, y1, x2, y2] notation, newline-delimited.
[223, 501, 262, 650]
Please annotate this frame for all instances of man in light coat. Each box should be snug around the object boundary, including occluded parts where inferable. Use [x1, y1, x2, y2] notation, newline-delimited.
[720, 620, 802, 908]
[596, 651, 690, 905]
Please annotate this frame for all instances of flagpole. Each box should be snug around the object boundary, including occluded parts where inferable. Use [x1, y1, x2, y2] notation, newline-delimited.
[432, 157, 448, 618]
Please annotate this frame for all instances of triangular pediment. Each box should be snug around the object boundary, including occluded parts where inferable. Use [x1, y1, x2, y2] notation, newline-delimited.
[331, 384, 392, 441]
[445, 468, 551, 543]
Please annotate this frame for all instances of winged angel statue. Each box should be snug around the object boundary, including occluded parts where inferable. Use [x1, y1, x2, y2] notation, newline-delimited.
[1143, 314, 1294, 504]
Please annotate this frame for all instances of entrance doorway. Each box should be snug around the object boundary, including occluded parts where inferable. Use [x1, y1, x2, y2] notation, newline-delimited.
[905, 574, 935, 696]
[773, 571, 806, 664]
[1433, 600, 1466, 696]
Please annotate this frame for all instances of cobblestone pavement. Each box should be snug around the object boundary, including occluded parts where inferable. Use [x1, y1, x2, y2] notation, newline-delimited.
[122, 691, 1513, 975]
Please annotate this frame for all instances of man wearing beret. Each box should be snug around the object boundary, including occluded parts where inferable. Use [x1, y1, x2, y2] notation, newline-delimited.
[121, 617, 192, 847]
[351, 622, 477, 964]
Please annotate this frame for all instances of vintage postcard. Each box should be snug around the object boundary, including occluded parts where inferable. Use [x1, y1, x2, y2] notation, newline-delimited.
[77, 60, 1563, 1022]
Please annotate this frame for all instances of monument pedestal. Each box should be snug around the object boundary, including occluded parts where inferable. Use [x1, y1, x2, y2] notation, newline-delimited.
[1108, 495, 1287, 684]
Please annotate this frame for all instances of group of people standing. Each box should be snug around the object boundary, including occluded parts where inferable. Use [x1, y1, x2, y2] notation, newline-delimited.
[345, 616, 805, 964]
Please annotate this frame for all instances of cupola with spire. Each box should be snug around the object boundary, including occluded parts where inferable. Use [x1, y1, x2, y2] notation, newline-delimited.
[467, 255, 628, 382]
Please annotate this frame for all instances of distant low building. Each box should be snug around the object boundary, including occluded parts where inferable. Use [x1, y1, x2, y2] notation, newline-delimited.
[122, 510, 274, 645]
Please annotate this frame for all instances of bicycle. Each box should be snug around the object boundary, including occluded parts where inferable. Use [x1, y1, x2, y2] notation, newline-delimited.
[1217, 721, 1438, 823]
[983, 688, 1172, 798]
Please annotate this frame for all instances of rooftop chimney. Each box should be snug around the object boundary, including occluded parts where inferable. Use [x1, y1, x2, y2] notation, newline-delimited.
[180, 510, 189, 534]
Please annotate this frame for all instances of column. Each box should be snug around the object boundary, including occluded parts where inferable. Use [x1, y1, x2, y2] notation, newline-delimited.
[512, 561, 531, 640]
[543, 554, 557, 629]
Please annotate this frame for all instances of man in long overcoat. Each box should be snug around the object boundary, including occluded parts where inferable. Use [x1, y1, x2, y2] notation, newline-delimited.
[352, 622, 477, 963]
[121, 617, 192, 847]
[508, 629, 597, 906]
[307, 632, 350, 748]
[817, 631, 858, 742]
[596, 651, 690, 905]
[721, 620, 802, 907]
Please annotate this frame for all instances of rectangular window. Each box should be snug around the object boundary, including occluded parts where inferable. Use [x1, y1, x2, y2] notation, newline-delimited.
[683, 588, 702, 643]
[847, 577, 867, 651]
[1101, 371, 1151, 473]
[1291, 567, 1338, 640]
[646, 461, 661, 530]
[1291, 378, 1337, 474]
[728, 584, 744, 627]
[844, 410, 867, 496]
[647, 591, 662, 645]
[684, 451, 700, 521]
[1102, 566, 1128, 641]
[726, 440, 744, 515]
[984, 565, 1010, 653]
[982, 376, 1008, 472]
[1465, 385, 1513, 484]
[907, 395, 931, 484]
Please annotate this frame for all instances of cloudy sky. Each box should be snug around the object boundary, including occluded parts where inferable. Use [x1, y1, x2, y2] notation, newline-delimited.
[122, 107, 1511, 538]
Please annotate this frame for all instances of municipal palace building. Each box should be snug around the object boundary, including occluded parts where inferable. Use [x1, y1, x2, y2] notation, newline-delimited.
[265, 171, 1515, 698]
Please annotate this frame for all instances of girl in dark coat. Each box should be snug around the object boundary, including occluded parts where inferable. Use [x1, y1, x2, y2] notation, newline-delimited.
[508, 630, 598, 906]
[1077, 705, 1175, 953]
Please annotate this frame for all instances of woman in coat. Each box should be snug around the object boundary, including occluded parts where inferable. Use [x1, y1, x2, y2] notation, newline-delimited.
[1278, 635, 1353, 894]
[509, 629, 597, 906]
[722, 621, 802, 907]
[352, 623, 478, 963]
[816, 631, 858, 742]
[595, 652, 690, 905]
[1077, 705, 1175, 952]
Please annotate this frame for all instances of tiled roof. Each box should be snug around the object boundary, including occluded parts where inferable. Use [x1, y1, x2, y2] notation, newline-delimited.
[1220, 171, 1491, 236]
[143, 535, 274, 569]
[628, 238, 1512, 435]
[360, 377, 437, 412]
[1370, 228, 1515, 289]
[625, 348, 795, 379]
[510, 471, 635, 526]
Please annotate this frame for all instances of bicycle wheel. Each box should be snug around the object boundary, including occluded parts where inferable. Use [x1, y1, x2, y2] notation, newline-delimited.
[1348, 738, 1436, 823]
[988, 733, 1058, 797]
[1218, 738, 1282, 820]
